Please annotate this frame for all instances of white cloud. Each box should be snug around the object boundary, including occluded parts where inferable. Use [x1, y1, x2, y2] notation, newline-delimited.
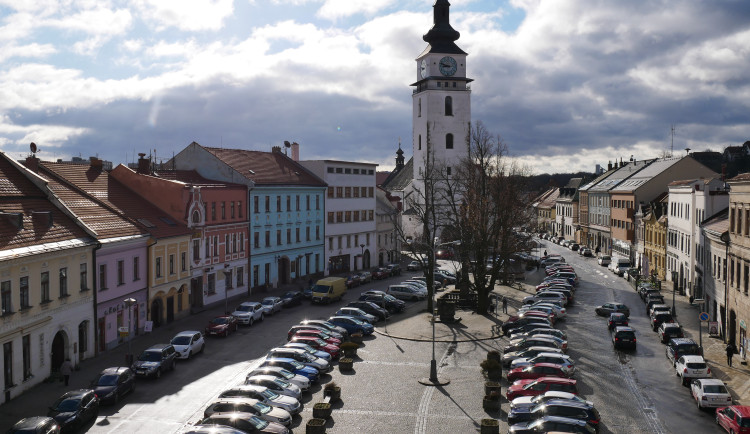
[133, 0, 234, 32]
[0, 43, 56, 62]
[318, 0, 397, 20]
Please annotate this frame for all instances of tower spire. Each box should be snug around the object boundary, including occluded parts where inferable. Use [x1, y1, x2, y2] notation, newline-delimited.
[422, 0, 465, 54]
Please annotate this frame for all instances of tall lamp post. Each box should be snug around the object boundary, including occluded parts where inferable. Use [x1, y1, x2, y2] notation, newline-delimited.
[671, 271, 678, 317]
[360, 244, 365, 270]
[419, 240, 450, 387]
[124, 298, 136, 366]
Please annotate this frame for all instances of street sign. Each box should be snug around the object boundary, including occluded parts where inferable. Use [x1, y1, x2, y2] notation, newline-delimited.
[698, 312, 709, 322]
[118, 326, 128, 333]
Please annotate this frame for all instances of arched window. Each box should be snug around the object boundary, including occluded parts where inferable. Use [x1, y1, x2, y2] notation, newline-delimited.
[445, 96, 453, 116]
[418, 135, 422, 150]
[192, 210, 201, 223]
[446, 133, 453, 149]
[418, 99, 422, 117]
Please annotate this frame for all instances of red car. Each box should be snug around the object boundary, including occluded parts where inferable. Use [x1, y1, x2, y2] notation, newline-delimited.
[290, 329, 342, 346]
[717, 405, 750, 434]
[372, 268, 390, 280]
[205, 315, 238, 337]
[506, 363, 571, 382]
[506, 377, 578, 401]
[289, 336, 341, 358]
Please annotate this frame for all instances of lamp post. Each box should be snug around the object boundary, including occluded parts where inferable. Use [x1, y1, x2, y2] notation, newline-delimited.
[124, 298, 136, 366]
[671, 271, 678, 317]
[419, 239, 449, 387]
[360, 244, 365, 270]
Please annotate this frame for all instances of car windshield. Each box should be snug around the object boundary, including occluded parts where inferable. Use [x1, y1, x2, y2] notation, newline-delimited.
[384, 295, 398, 302]
[262, 299, 274, 305]
[236, 305, 253, 312]
[273, 378, 291, 388]
[171, 336, 191, 345]
[348, 318, 365, 325]
[253, 401, 272, 414]
[739, 418, 750, 428]
[52, 397, 81, 412]
[95, 374, 118, 386]
[704, 384, 728, 394]
[138, 351, 162, 362]
[686, 362, 706, 369]
[249, 416, 269, 429]
[297, 344, 315, 353]
[680, 344, 700, 353]
[289, 360, 304, 369]
[278, 369, 294, 379]
[261, 389, 279, 400]
[210, 317, 228, 325]
[315, 339, 327, 346]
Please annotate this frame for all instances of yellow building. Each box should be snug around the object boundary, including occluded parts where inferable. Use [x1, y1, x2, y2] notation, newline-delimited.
[643, 195, 668, 280]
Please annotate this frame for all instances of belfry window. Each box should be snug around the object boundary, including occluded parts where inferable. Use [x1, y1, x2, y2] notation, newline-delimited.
[445, 96, 453, 116]
[418, 135, 422, 150]
[446, 133, 454, 149]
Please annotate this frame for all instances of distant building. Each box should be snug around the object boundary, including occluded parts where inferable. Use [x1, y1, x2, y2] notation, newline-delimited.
[56, 156, 113, 171]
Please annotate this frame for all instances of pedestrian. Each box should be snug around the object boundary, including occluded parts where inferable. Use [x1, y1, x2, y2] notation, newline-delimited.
[726, 343, 735, 367]
[60, 358, 73, 386]
[502, 296, 508, 313]
[543, 250, 547, 257]
[689, 295, 694, 305]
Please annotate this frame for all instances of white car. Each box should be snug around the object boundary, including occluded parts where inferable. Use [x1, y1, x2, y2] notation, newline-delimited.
[246, 366, 310, 392]
[509, 391, 591, 413]
[530, 303, 567, 319]
[387, 284, 426, 301]
[170, 330, 205, 360]
[509, 352, 575, 375]
[509, 328, 568, 341]
[218, 385, 301, 414]
[400, 281, 428, 294]
[407, 277, 442, 289]
[261, 297, 284, 315]
[690, 378, 732, 409]
[244, 374, 302, 399]
[204, 397, 293, 427]
[675, 355, 711, 386]
[597, 255, 611, 266]
[232, 301, 265, 326]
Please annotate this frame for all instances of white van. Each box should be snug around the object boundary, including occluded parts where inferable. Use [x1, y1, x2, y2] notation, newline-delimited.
[608, 258, 630, 276]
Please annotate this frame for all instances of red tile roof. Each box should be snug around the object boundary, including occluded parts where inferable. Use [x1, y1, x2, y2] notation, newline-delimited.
[153, 169, 245, 188]
[0, 154, 91, 251]
[203, 147, 326, 187]
[40, 162, 189, 239]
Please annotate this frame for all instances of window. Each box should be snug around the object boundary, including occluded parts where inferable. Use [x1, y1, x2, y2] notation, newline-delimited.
[181, 252, 186, 271]
[207, 273, 215, 294]
[254, 196, 259, 214]
[329, 237, 334, 250]
[221, 202, 226, 219]
[169, 254, 175, 275]
[277, 195, 282, 211]
[212, 202, 217, 219]
[1, 281, 10, 315]
[264, 263, 270, 285]
[418, 135, 422, 150]
[328, 187, 334, 198]
[316, 195, 320, 210]
[353, 187, 359, 198]
[345, 211, 351, 222]
[336, 167, 343, 173]
[446, 133, 454, 149]
[193, 240, 200, 262]
[22, 335, 30, 380]
[225, 267, 232, 289]
[265, 196, 270, 213]
[4, 342, 12, 389]
[59, 268, 68, 297]
[336, 211, 343, 223]
[253, 265, 259, 287]
[225, 234, 229, 253]
[369, 210, 374, 220]
[360, 187, 366, 197]
[115, 260, 123, 286]
[418, 98, 421, 117]
[347, 235, 351, 248]
[296, 228, 300, 243]
[265, 230, 271, 247]
[254, 232, 260, 248]
[238, 201, 242, 218]
[327, 167, 334, 173]
[354, 210, 360, 221]
[345, 187, 351, 198]
[337, 236, 342, 249]
[19, 277, 29, 309]
[205, 238, 210, 258]
[214, 236, 218, 256]
[155, 257, 162, 278]
[368, 187, 373, 197]
[286, 195, 291, 211]
[231, 201, 235, 218]
[80, 263, 87, 291]
[366, 233, 370, 245]
[41, 272, 49, 303]
[355, 234, 359, 246]
[277, 230, 282, 245]
[445, 96, 453, 116]
[316, 226, 320, 240]
[287, 228, 291, 244]
[296, 195, 300, 211]
[236, 266, 244, 287]
[239, 233, 244, 252]
[447, 166, 452, 176]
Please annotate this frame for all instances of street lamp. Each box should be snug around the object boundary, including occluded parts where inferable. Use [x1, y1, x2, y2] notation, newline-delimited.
[360, 244, 365, 270]
[419, 240, 449, 387]
[124, 298, 136, 366]
[671, 271, 678, 317]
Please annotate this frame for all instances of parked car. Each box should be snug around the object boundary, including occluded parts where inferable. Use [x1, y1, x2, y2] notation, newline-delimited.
[407, 260, 422, 271]
[505, 336, 564, 354]
[611, 326, 637, 350]
[280, 291, 304, 307]
[509, 353, 575, 375]
[246, 366, 310, 391]
[335, 307, 377, 324]
[7, 417, 60, 434]
[288, 329, 342, 346]
[244, 375, 302, 399]
[204, 398, 292, 427]
[597, 255, 611, 266]
[650, 311, 675, 331]
[259, 358, 319, 382]
[283, 342, 332, 361]
[288, 336, 340, 359]
[607, 313, 628, 331]
[205, 315, 239, 337]
[372, 268, 390, 280]
[47, 389, 99, 432]
[188, 423, 259, 434]
[197, 413, 289, 434]
[675, 355, 711, 386]
[507, 363, 572, 382]
[511, 328, 567, 342]
[345, 274, 361, 289]
[387, 284, 426, 301]
[326, 316, 375, 335]
[639, 287, 662, 301]
[385, 263, 402, 275]
[357, 271, 372, 283]
[595, 302, 630, 318]
[287, 324, 344, 342]
[502, 347, 564, 369]
[508, 415, 596, 434]
[232, 302, 265, 326]
[90, 367, 136, 405]
[509, 391, 592, 414]
[649, 303, 671, 318]
[266, 347, 330, 373]
[261, 297, 284, 315]
[297, 320, 349, 340]
[346, 300, 390, 321]
[509, 399, 600, 430]
[132, 343, 178, 378]
[170, 330, 205, 360]
[666, 338, 701, 366]
[690, 378, 732, 410]
[715, 405, 750, 434]
[502, 317, 553, 335]
[506, 377, 578, 401]
[658, 322, 684, 343]
[218, 385, 302, 414]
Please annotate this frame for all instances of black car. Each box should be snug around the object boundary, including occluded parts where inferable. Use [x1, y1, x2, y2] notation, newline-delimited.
[281, 291, 304, 307]
[358, 293, 405, 313]
[8, 416, 60, 434]
[509, 415, 596, 433]
[658, 322, 684, 343]
[650, 312, 674, 331]
[90, 367, 136, 405]
[595, 302, 630, 318]
[612, 326, 636, 350]
[645, 296, 666, 314]
[666, 338, 701, 365]
[508, 399, 600, 428]
[639, 287, 661, 301]
[132, 344, 178, 378]
[47, 389, 99, 432]
[385, 263, 402, 276]
[347, 301, 390, 321]
[607, 313, 628, 331]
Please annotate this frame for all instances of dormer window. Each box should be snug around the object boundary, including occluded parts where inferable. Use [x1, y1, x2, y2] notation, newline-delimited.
[192, 210, 201, 224]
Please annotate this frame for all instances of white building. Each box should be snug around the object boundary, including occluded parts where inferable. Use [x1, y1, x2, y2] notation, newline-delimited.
[299, 160, 378, 274]
[700, 208, 729, 332]
[667, 178, 729, 298]
[376, 187, 401, 266]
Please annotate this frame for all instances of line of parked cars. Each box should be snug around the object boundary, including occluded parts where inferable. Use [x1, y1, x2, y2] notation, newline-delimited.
[503, 255, 602, 433]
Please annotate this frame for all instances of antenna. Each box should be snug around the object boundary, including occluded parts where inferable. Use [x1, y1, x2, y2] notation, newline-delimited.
[670, 124, 676, 157]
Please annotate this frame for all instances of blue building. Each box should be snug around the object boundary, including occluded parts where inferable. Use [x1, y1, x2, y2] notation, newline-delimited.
[169, 142, 327, 291]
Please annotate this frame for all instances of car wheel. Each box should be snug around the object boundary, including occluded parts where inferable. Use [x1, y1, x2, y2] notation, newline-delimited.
[155, 368, 162, 379]
[260, 313, 265, 321]
[186, 351, 192, 360]
[113, 392, 119, 405]
[249, 317, 254, 327]
[200, 343, 205, 353]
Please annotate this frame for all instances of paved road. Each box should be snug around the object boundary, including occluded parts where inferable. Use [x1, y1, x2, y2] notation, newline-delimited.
[541, 242, 719, 433]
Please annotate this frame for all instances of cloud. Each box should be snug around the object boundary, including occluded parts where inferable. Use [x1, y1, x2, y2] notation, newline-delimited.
[133, 0, 234, 32]
[317, 0, 397, 20]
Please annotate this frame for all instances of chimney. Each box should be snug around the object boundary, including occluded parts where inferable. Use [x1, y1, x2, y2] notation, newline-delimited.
[608, 161, 612, 171]
[24, 156, 39, 173]
[272, 146, 282, 154]
[291, 142, 300, 161]
[89, 156, 103, 170]
[137, 153, 151, 175]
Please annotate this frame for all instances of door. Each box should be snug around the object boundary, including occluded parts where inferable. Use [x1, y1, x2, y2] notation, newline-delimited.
[166, 296, 175, 323]
[51, 332, 66, 372]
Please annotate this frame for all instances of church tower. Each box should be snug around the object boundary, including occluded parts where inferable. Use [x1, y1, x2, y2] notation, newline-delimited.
[411, 0, 472, 184]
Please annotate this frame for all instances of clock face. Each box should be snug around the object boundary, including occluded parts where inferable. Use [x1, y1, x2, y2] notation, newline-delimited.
[420, 59, 428, 79]
[439, 56, 457, 76]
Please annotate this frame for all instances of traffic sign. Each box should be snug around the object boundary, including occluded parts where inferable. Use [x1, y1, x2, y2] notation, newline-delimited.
[118, 326, 129, 333]
[698, 312, 709, 322]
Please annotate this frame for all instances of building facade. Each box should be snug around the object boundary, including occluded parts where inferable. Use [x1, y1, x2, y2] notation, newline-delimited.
[726, 174, 750, 356]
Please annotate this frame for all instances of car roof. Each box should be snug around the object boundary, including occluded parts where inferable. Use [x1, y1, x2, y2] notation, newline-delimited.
[538, 415, 588, 425]
[100, 366, 131, 375]
[523, 363, 564, 369]
[147, 343, 172, 350]
[175, 330, 201, 336]
[12, 416, 57, 429]
[239, 301, 261, 307]
[670, 338, 696, 345]
[532, 377, 576, 384]
[695, 378, 725, 386]
[729, 405, 750, 417]
[61, 389, 93, 398]
[262, 296, 280, 301]
[540, 399, 592, 409]
[680, 355, 705, 362]
[614, 326, 634, 332]
[541, 391, 577, 399]
[533, 352, 571, 359]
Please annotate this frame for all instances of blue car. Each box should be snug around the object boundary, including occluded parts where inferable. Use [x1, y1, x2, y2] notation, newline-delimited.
[327, 316, 375, 335]
[260, 358, 319, 382]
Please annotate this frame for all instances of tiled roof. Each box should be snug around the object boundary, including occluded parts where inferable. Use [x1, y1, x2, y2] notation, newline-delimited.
[153, 169, 245, 188]
[203, 147, 326, 187]
[703, 208, 728, 234]
[538, 188, 559, 208]
[376, 171, 391, 186]
[41, 162, 189, 239]
[589, 160, 654, 192]
[382, 158, 413, 192]
[729, 173, 750, 182]
[0, 154, 91, 251]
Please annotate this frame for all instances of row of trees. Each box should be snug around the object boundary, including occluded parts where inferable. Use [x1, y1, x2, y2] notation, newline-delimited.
[395, 121, 531, 314]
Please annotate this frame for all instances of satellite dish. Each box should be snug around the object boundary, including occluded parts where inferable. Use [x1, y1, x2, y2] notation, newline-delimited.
[30, 142, 37, 154]
[284, 141, 291, 148]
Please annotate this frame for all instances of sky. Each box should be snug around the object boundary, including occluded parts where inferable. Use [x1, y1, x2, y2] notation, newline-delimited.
[1, 0, 749, 175]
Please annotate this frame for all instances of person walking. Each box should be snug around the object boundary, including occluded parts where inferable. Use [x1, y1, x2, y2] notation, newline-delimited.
[502, 296, 508, 313]
[60, 358, 73, 386]
[543, 250, 547, 257]
[726, 343, 736, 367]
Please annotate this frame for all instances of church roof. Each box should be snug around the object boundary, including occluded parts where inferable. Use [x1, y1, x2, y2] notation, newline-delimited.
[421, 0, 466, 55]
[381, 157, 413, 192]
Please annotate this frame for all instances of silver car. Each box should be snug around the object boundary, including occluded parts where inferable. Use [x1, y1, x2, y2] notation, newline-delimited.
[261, 297, 284, 315]
[246, 366, 310, 391]
[232, 302, 265, 326]
[170, 330, 205, 360]
[244, 375, 302, 399]
[204, 397, 293, 426]
[218, 385, 301, 414]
